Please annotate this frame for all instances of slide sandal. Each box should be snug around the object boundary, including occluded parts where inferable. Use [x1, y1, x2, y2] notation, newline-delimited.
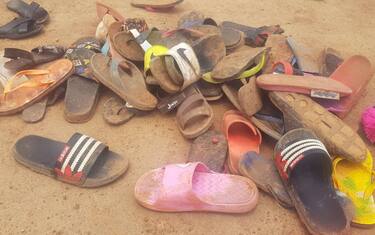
[211, 47, 267, 82]
[286, 37, 320, 74]
[263, 34, 294, 74]
[96, 1, 124, 21]
[269, 91, 367, 163]
[4, 46, 65, 72]
[239, 151, 293, 208]
[13, 133, 128, 187]
[238, 78, 263, 116]
[0, 17, 42, 39]
[0, 59, 73, 115]
[319, 55, 374, 118]
[103, 97, 135, 125]
[274, 128, 349, 234]
[91, 54, 157, 111]
[223, 110, 262, 174]
[188, 130, 228, 172]
[332, 151, 375, 227]
[131, 0, 183, 10]
[176, 87, 214, 139]
[257, 74, 353, 100]
[22, 86, 65, 123]
[134, 162, 258, 213]
[7, 0, 49, 24]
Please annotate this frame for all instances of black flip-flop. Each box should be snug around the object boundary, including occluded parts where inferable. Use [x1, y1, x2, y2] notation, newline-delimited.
[0, 17, 42, 39]
[274, 128, 349, 234]
[13, 133, 129, 187]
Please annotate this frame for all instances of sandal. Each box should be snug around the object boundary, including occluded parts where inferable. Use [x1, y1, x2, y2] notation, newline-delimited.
[13, 133, 128, 187]
[103, 97, 135, 125]
[135, 162, 258, 213]
[7, 0, 49, 24]
[131, 0, 184, 10]
[0, 17, 42, 39]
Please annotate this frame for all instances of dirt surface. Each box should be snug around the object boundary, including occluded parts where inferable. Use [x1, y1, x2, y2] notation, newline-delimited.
[1, 0, 375, 234]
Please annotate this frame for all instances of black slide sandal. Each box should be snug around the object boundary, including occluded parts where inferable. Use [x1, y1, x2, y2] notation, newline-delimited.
[274, 128, 349, 234]
[0, 17, 42, 39]
[13, 133, 129, 187]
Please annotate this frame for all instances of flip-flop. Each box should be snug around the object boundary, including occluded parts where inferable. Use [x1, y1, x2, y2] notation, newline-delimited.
[96, 1, 124, 21]
[223, 110, 262, 174]
[196, 80, 223, 101]
[332, 150, 375, 227]
[7, 0, 49, 24]
[0, 17, 42, 39]
[103, 97, 135, 125]
[150, 57, 180, 93]
[91, 54, 157, 111]
[95, 14, 117, 42]
[239, 151, 293, 208]
[22, 86, 65, 123]
[188, 130, 228, 172]
[134, 162, 258, 213]
[286, 37, 320, 74]
[319, 48, 343, 77]
[0, 59, 73, 115]
[318, 55, 374, 118]
[269, 91, 367, 163]
[257, 74, 353, 100]
[113, 31, 145, 62]
[274, 128, 349, 234]
[131, 0, 183, 10]
[13, 133, 128, 187]
[238, 77, 263, 116]
[263, 34, 294, 74]
[176, 87, 214, 139]
[220, 26, 243, 51]
[4, 46, 65, 72]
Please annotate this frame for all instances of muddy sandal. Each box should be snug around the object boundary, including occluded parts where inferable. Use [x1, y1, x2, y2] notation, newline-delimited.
[91, 54, 157, 111]
[286, 37, 320, 74]
[319, 48, 344, 77]
[96, 1, 124, 21]
[0, 59, 73, 115]
[238, 78, 263, 116]
[7, 0, 49, 24]
[188, 130, 228, 172]
[103, 97, 135, 125]
[239, 151, 293, 208]
[131, 0, 183, 10]
[269, 91, 367, 162]
[0, 17, 42, 39]
[274, 128, 349, 234]
[4, 46, 65, 72]
[13, 133, 128, 187]
[176, 87, 214, 139]
[263, 34, 294, 74]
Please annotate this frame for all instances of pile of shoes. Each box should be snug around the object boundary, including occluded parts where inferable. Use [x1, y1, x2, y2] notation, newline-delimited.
[2, 1, 375, 234]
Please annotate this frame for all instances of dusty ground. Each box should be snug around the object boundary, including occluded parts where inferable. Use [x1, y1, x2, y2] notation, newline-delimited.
[1, 0, 375, 234]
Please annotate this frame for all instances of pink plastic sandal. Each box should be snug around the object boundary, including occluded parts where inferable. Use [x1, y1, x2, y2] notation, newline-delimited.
[134, 162, 258, 213]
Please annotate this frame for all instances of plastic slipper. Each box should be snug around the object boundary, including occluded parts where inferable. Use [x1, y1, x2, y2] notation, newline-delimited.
[0, 59, 73, 115]
[319, 48, 343, 77]
[221, 80, 244, 112]
[176, 87, 214, 139]
[4, 46, 65, 72]
[188, 130, 228, 172]
[7, 0, 49, 24]
[22, 86, 65, 123]
[332, 150, 375, 227]
[238, 78, 263, 116]
[223, 110, 262, 174]
[156, 90, 188, 113]
[0, 17, 42, 39]
[150, 57, 180, 93]
[70, 36, 102, 53]
[196, 80, 223, 101]
[64, 75, 100, 123]
[319, 55, 374, 118]
[96, 1, 124, 21]
[239, 151, 293, 208]
[131, 0, 183, 10]
[13, 133, 128, 187]
[91, 54, 157, 111]
[274, 128, 349, 234]
[263, 34, 294, 74]
[269, 91, 367, 163]
[250, 116, 283, 140]
[286, 37, 320, 74]
[257, 74, 353, 100]
[165, 55, 184, 86]
[134, 162, 258, 213]
[103, 97, 135, 125]
[220, 26, 243, 51]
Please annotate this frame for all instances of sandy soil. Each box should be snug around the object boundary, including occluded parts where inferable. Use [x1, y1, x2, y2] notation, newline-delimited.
[1, 0, 375, 234]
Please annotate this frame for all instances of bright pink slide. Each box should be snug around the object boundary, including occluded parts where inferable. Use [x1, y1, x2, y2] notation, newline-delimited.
[134, 162, 259, 213]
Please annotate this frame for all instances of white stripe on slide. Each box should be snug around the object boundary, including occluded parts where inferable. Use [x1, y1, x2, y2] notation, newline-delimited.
[61, 135, 88, 173]
[77, 141, 102, 172]
[283, 145, 329, 172]
[70, 138, 96, 172]
[281, 141, 326, 161]
[281, 139, 324, 156]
